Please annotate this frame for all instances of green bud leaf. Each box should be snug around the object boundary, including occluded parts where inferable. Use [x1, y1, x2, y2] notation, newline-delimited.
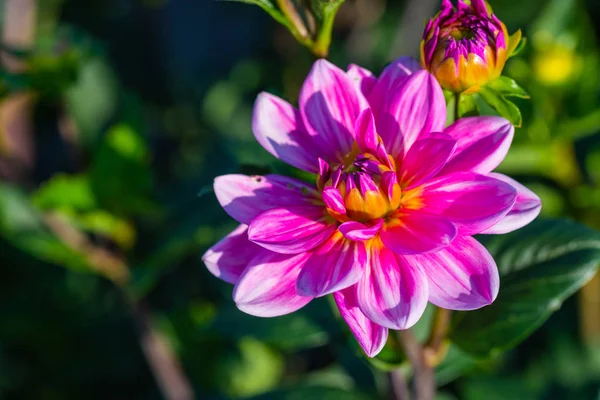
[487, 76, 530, 99]
[451, 218, 600, 358]
[509, 36, 527, 58]
[478, 86, 523, 127]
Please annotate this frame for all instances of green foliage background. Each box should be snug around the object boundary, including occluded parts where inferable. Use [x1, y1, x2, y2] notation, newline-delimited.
[1, 0, 600, 399]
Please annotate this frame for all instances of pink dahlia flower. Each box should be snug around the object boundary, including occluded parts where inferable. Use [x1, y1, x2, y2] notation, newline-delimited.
[202, 58, 541, 357]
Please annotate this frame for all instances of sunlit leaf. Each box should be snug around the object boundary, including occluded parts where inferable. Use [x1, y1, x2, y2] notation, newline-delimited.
[32, 173, 96, 211]
[479, 86, 523, 127]
[0, 183, 91, 273]
[487, 77, 530, 99]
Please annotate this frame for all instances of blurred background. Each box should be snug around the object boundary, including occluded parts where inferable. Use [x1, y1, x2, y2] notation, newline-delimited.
[1, 0, 600, 398]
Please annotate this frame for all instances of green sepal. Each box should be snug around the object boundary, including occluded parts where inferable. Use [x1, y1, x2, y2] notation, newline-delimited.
[509, 36, 527, 58]
[478, 86, 523, 127]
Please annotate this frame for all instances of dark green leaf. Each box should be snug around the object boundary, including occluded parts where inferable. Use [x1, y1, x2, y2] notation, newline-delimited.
[204, 301, 335, 351]
[249, 385, 374, 400]
[487, 76, 530, 99]
[479, 86, 523, 127]
[90, 123, 155, 215]
[451, 219, 600, 358]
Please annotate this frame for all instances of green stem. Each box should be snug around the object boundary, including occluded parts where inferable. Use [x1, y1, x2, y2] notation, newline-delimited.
[276, 0, 310, 43]
[311, 1, 345, 58]
[454, 92, 461, 123]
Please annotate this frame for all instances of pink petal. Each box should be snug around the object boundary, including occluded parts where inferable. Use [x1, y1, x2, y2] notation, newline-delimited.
[339, 219, 383, 241]
[233, 250, 312, 317]
[214, 174, 319, 224]
[407, 236, 499, 310]
[248, 206, 336, 254]
[380, 211, 457, 255]
[421, 172, 517, 235]
[322, 186, 346, 214]
[252, 93, 319, 173]
[376, 70, 446, 159]
[334, 286, 388, 357]
[347, 64, 377, 97]
[399, 133, 457, 188]
[481, 173, 542, 234]
[296, 232, 369, 297]
[441, 117, 514, 174]
[356, 243, 429, 329]
[202, 224, 260, 284]
[299, 59, 369, 164]
[368, 57, 420, 113]
[354, 108, 378, 154]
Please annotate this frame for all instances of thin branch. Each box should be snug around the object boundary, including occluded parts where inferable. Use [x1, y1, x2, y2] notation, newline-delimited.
[398, 330, 435, 400]
[388, 368, 410, 400]
[131, 300, 195, 400]
[43, 213, 194, 400]
[424, 307, 452, 367]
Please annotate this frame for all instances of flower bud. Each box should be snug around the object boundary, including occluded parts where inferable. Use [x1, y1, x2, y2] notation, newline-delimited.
[420, 0, 521, 93]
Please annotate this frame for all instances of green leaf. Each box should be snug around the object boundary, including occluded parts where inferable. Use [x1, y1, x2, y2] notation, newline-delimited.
[487, 76, 530, 99]
[214, 338, 284, 397]
[457, 93, 480, 118]
[65, 57, 118, 148]
[451, 218, 600, 358]
[478, 86, 523, 127]
[32, 173, 97, 211]
[0, 184, 91, 273]
[90, 123, 155, 215]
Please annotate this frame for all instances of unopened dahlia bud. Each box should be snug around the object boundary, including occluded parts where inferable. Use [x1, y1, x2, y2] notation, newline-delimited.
[421, 0, 521, 93]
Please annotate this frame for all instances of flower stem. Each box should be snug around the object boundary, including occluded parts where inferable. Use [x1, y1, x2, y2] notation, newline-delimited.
[388, 368, 410, 400]
[398, 330, 435, 400]
[454, 92, 461, 123]
[424, 307, 452, 367]
[276, 0, 313, 47]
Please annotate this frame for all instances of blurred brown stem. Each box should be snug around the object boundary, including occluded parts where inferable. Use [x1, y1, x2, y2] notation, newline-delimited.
[0, 0, 37, 184]
[43, 213, 194, 399]
[388, 368, 410, 400]
[424, 307, 451, 367]
[398, 330, 435, 400]
[130, 299, 195, 400]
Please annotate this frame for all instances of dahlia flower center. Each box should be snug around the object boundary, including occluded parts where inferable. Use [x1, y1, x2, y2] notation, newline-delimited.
[320, 152, 402, 223]
[449, 28, 474, 41]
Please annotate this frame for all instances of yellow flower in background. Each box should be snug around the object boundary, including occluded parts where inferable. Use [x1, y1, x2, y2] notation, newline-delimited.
[533, 43, 580, 86]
